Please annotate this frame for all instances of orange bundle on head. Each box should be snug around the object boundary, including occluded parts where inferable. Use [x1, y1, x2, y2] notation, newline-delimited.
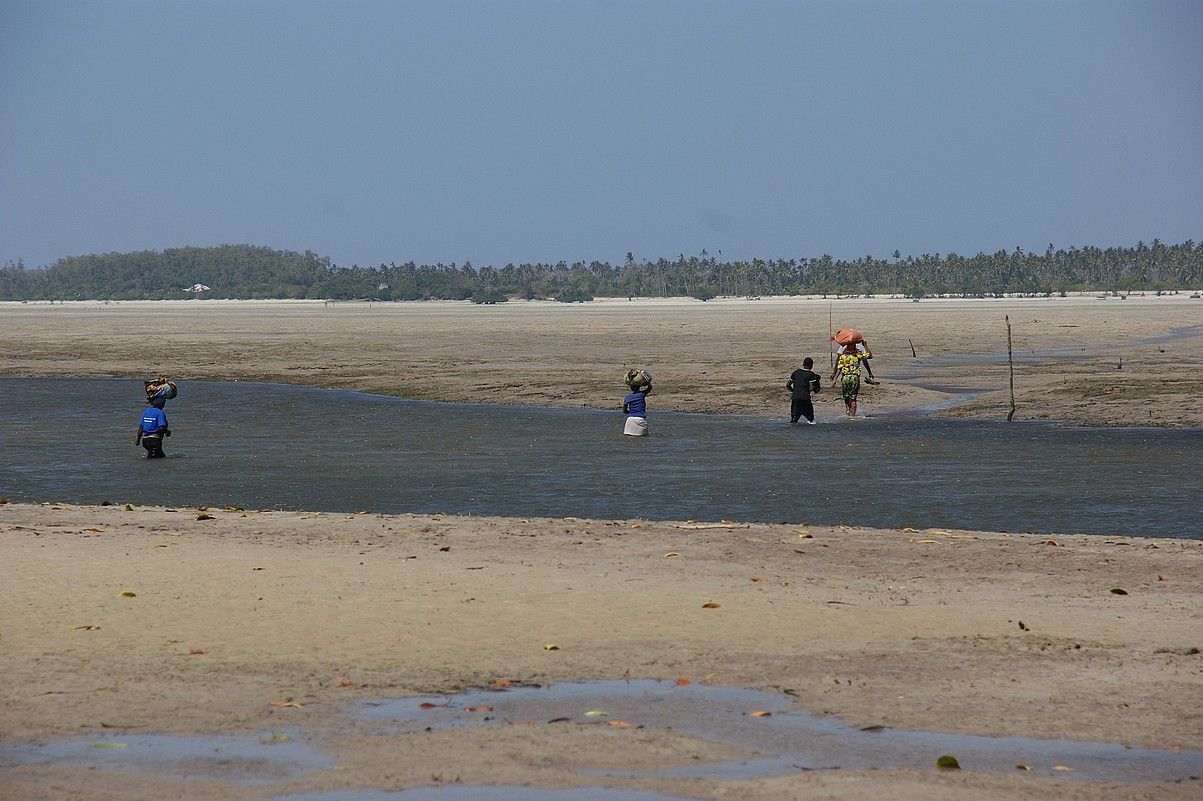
[830, 328, 864, 346]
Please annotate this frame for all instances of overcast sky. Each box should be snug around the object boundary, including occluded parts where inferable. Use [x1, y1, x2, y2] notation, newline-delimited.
[1, 0, 1199, 268]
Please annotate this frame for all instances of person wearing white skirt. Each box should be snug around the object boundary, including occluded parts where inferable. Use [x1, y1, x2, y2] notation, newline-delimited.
[623, 414, 648, 436]
[622, 370, 652, 436]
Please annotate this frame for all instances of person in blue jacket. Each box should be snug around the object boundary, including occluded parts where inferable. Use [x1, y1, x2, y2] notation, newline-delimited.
[135, 398, 171, 458]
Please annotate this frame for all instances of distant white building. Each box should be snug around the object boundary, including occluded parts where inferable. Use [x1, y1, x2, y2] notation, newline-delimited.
[184, 283, 211, 293]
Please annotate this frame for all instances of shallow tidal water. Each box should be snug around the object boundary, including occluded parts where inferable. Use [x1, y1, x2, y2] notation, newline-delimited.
[360, 679, 1203, 784]
[0, 732, 330, 784]
[279, 790, 688, 801]
[5, 681, 1199, 790]
[4, 678, 1198, 784]
[1, 377, 1199, 538]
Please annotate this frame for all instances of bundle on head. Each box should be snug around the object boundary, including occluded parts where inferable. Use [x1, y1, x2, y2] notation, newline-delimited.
[145, 377, 177, 402]
[830, 329, 864, 346]
[625, 369, 652, 390]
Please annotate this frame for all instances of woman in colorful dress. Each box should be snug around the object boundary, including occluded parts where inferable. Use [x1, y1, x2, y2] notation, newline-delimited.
[831, 343, 873, 417]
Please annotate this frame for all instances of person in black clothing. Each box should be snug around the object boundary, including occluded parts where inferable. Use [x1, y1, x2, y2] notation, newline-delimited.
[787, 357, 822, 425]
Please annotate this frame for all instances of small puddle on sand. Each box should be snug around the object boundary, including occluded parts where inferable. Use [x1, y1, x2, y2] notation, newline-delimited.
[279, 789, 692, 801]
[0, 732, 331, 783]
[361, 680, 1203, 783]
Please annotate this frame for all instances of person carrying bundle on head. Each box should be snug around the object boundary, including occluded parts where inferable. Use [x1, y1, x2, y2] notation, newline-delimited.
[622, 369, 652, 436]
[830, 329, 878, 384]
[830, 330, 874, 417]
[136, 377, 177, 457]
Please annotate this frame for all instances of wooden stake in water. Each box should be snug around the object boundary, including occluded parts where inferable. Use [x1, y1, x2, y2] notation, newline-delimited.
[1006, 314, 1016, 422]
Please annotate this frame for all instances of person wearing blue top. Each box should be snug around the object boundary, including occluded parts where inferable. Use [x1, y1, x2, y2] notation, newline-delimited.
[135, 398, 171, 458]
[622, 369, 652, 436]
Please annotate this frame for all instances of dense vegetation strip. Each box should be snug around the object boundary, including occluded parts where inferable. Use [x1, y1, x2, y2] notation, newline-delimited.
[1, 240, 1199, 302]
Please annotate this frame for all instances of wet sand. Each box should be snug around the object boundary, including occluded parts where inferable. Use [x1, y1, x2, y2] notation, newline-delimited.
[1, 502, 1201, 800]
[3, 297, 1200, 799]
[1, 294, 1200, 426]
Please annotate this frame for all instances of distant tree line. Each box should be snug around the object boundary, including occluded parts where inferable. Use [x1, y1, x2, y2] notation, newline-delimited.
[1, 240, 1199, 303]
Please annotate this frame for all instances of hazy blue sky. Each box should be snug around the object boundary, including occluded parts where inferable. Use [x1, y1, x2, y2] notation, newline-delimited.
[1, 0, 1200, 268]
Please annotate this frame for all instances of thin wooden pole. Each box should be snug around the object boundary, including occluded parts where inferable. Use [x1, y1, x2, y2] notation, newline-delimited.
[908, 338, 917, 358]
[1006, 314, 1016, 422]
[828, 301, 834, 370]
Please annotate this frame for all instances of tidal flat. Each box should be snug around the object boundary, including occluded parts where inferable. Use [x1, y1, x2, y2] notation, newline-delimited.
[1, 503, 1200, 800]
[1, 294, 1200, 426]
[2, 296, 1200, 800]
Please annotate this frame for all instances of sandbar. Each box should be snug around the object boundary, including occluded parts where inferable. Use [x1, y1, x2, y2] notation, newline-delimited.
[2, 294, 1200, 426]
[1, 502, 1200, 800]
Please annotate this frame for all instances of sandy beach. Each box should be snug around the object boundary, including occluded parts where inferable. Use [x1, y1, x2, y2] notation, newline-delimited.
[2, 297, 1201, 799]
[4, 2, 1200, 797]
[1, 502, 1201, 800]
[1, 294, 1200, 427]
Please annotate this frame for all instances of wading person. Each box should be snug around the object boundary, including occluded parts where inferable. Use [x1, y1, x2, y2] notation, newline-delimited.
[622, 369, 652, 436]
[786, 357, 822, 425]
[830, 329, 879, 385]
[836, 342, 879, 385]
[135, 397, 171, 458]
[831, 343, 873, 417]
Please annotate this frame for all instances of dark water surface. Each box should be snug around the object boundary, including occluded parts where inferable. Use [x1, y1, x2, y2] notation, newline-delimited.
[1, 378, 1198, 537]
